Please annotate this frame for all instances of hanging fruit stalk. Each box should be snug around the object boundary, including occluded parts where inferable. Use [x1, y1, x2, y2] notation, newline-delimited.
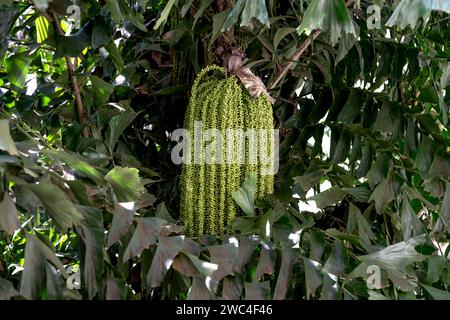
[180, 66, 275, 237]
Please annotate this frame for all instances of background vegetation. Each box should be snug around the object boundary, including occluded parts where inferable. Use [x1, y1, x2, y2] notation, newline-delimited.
[0, 0, 449, 300]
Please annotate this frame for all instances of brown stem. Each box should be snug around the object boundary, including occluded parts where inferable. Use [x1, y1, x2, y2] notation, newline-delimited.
[52, 12, 90, 138]
[267, 0, 355, 91]
[267, 29, 321, 91]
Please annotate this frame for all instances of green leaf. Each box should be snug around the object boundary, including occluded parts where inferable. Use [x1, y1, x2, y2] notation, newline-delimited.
[326, 228, 366, 251]
[181, 0, 195, 17]
[347, 203, 376, 246]
[330, 131, 350, 164]
[105, 0, 121, 22]
[107, 0, 148, 32]
[342, 185, 371, 202]
[369, 171, 402, 213]
[294, 168, 324, 192]
[308, 230, 325, 261]
[5, 51, 33, 89]
[123, 217, 166, 261]
[416, 113, 440, 134]
[439, 96, 448, 126]
[244, 281, 270, 300]
[241, 0, 270, 27]
[297, 0, 356, 46]
[350, 235, 427, 291]
[419, 85, 439, 104]
[427, 255, 447, 284]
[308, 185, 346, 209]
[337, 90, 365, 124]
[27, 182, 83, 231]
[222, 0, 246, 31]
[232, 173, 257, 216]
[106, 277, 127, 300]
[67, 180, 91, 206]
[55, 29, 90, 59]
[255, 245, 276, 280]
[321, 273, 338, 300]
[441, 182, 450, 233]
[89, 75, 114, 108]
[193, 0, 215, 27]
[0, 277, 19, 300]
[324, 240, 348, 276]
[423, 178, 446, 198]
[405, 119, 418, 155]
[346, 203, 358, 234]
[92, 16, 113, 49]
[356, 208, 377, 245]
[104, 42, 124, 72]
[45, 263, 78, 300]
[155, 202, 175, 223]
[0, 193, 19, 235]
[107, 202, 136, 248]
[303, 258, 323, 299]
[212, 9, 231, 43]
[273, 248, 297, 300]
[106, 109, 140, 152]
[208, 244, 238, 282]
[233, 236, 259, 272]
[45, 150, 104, 185]
[147, 236, 201, 288]
[440, 63, 450, 89]
[105, 167, 144, 202]
[222, 276, 243, 300]
[35, 16, 49, 44]
[387, 0, 450, 29]
[274, 28, 297, 50]
[19, 235, 46, 299]
[173, 252, 217, 279]
[414, 136, 441, 173]
[187, 276, 213, 300]
[76, 206, 105, 299]
[154, 0, 179, 30]
[0, 6, 19, 61]
[128, 13, 148, 32]
[428, 154, 450, 180]
[422, 284, 450, 300]
[401, 195, 426, 241]
[0, 120, 18, 156]
[20, 234, 68, 299]
[336, 33, 356, 64]
[233, 215, 263, 235]
[154, 84, 190, 95]
[374, 101, 399, 134]
[311, 51, 332, 83]
[356, 145, 373, 179]
[368, 290, 389, 300]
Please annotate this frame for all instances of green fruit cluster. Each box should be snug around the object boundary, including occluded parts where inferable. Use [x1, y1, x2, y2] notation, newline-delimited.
[180, 65, 275, 237]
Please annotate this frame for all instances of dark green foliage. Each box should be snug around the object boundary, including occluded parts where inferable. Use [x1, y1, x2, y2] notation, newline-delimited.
[0, 0, 449, 300]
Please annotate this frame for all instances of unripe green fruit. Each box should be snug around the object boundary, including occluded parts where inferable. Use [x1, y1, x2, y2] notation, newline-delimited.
[180, 66, 275, 237]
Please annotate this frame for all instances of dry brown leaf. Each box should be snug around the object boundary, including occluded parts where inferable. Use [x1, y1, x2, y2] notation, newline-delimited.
[227, 51, 275, 104]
